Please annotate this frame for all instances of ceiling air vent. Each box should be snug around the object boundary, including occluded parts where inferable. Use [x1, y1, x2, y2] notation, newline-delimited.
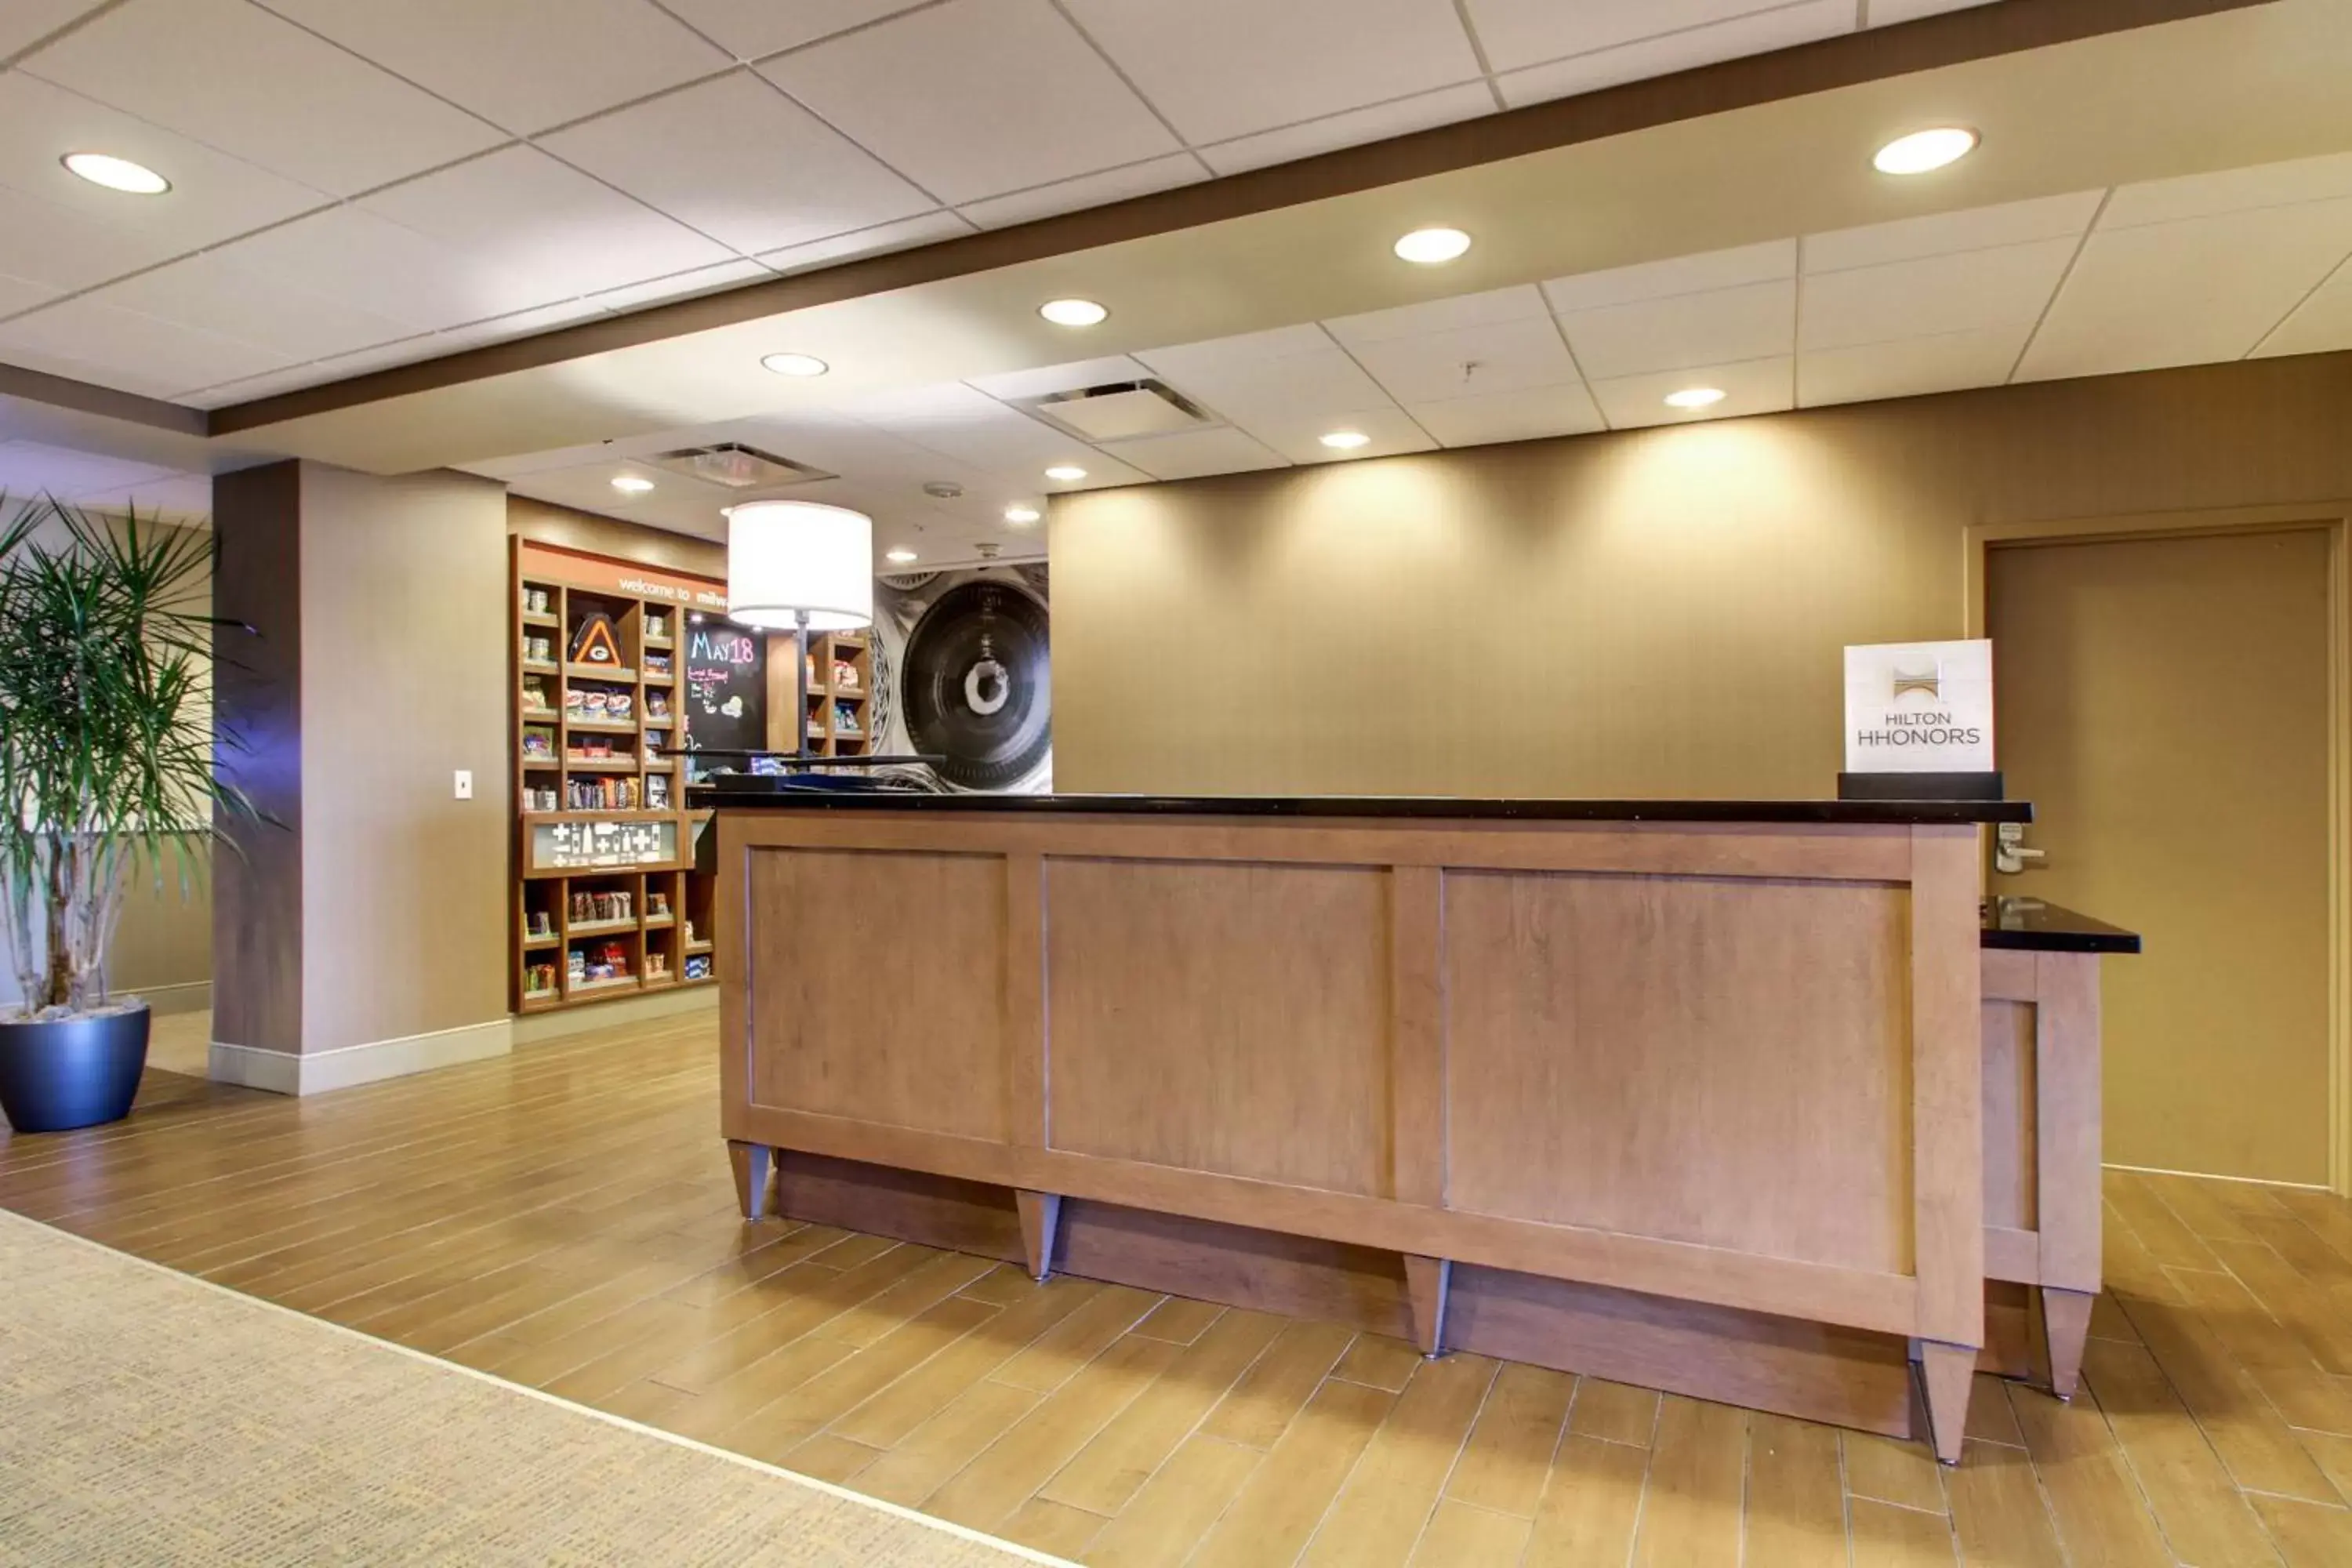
[1026, 379, 1213, 443]
[648, 442, 835, 489]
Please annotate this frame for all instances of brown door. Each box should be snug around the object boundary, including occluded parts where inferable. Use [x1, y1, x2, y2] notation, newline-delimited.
[1987, 528, 2333, 1185]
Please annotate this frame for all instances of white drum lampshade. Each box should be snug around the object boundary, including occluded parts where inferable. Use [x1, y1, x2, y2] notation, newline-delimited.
[725, 501, 873, 631]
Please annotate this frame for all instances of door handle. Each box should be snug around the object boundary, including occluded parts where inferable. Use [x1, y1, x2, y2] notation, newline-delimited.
[1994, 822, 2043, 875]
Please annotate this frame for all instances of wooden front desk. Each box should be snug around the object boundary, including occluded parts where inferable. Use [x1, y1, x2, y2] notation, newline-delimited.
[711, 797, 2030, 1461]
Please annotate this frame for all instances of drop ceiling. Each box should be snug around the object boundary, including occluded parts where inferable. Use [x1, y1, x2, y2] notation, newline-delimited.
[0, 0, 2347, 572]
[0, 0, 2005, 406]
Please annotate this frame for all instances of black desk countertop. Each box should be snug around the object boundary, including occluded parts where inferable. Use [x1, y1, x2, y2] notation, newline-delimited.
[1981, 898, 2142, 954]
[688, 786, 2031, 826]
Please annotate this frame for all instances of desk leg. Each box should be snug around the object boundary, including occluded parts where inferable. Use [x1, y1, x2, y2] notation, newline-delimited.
[1919, 1342, 1974, 1465]
[1017, 1191, 1064, 1282]
[728, 1141, 776, 1221]
[1405, 1256, 1452, 1358]
[2041, 1287, 2094, 1401]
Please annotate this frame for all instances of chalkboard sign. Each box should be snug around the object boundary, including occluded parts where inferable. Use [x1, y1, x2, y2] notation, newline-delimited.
[681, 620, 767, 765]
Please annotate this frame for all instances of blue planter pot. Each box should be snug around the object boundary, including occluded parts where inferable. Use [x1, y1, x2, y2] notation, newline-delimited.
[0, 1003, 150, 1133]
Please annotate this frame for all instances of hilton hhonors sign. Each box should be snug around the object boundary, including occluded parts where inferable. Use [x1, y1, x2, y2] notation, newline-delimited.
[1843, 639, 1994, 775]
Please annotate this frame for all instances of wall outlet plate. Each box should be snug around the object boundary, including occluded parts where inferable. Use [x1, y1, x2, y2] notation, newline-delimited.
[454, 769, 474, 800]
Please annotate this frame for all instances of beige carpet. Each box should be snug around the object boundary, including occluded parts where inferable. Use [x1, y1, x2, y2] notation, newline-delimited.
[0, 1209, 1065, 1566]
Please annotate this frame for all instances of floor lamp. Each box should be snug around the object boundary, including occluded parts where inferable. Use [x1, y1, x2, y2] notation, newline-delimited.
[724, 500, 874, 762]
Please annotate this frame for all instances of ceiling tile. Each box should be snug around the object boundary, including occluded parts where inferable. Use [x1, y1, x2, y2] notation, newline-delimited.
[1325, 285, 1549, 347]
[967, 355, 1152, 401]
[2101, 151, 2352, 230]
[1094, 426, 1287, 481]
[1541, 240, 1794, 312]
[217, 203, 561, 332]
[1587, 355, 1793, 429]
[1797, 325, 2027, 407]
[758, 210, 973, 274]
[1798, 237, 2075, 352]
[0, 1, 107, 57]
[88, 249, 415, 361]
[544, 71, 931, 254]
[760, 0, 1181, 205]
[2016, 198, 2352, 382]
[588, 258, 771, 314]
[1065, 0, 1480, 145]
[0, 438, 176, 499]
[844, 383, 1151, 488]
[655, 0, 932, 63]
[1228, 405, 1436, 465]
[2255, 258, 2352, 359]
[1140, 332, 1394, 422]
[1864, 0, 1997, 22]
[1803, 192, 2101, 274]
[0, 272, 59, 318]
[23, 0, 503, 195]
[0, 294, 289, 398]
[359, 146, 737, 303]
[0, 73, 328, 270]
[1466, 0, 1815, 69]
[1348, 318, 1581, 405]
[430, 297, 608, 353]
[957, 154, 1205, 230]
[1196, 82, 1495, 176]
[1559, 279, 1795, 379]
[260, 0, 731, 134]
[1407, 383, 1605, 448]
[1492, 0, 1851, 106]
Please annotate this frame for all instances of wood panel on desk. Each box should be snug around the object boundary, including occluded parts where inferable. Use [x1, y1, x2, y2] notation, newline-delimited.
[1444, 869, 1911, 1276]
[745, 848, 1011, 1143]
[1044, 858, 1392, 1196]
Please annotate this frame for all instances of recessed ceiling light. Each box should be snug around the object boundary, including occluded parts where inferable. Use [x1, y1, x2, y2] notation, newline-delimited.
[1664, 387, 1727, 410]
[885, 547, 919, 564]
[611, 474, 655, 494]
[1039, 299, 1109, 328]
[62, 152, 169, 194]
[1004, 505, 1040, 524]
[1044, 465, 1087, 482]
[1319, 430, 1371, 450]
[1873, 127, 1978, 175]
[1393, 227, 1471, 264]
[761, 352, 828, 377]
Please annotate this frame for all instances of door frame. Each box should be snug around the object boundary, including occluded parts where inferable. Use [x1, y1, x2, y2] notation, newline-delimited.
[1965, 503, 2352, 1194]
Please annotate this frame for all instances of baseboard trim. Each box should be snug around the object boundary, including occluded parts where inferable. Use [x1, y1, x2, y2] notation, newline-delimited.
[125, 980, 209, 1016]
[209, 1017, 514, 1097]
[2103, 1160, 2333, 1191]
[510, 985, 715, 1046]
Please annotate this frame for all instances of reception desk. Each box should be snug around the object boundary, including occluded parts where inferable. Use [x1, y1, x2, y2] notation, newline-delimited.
[706, 793, 2052, 1462]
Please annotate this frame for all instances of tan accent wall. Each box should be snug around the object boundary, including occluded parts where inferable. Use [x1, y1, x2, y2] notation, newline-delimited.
[296, 465, 511, 1052]
[506, 495, 725, 576]
[1051, 351, 2352, 797]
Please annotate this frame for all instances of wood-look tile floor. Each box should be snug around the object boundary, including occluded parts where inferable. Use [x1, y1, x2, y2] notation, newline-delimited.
[6, 1012, 2352, 1566]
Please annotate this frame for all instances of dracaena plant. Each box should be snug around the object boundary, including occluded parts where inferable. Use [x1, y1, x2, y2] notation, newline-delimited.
[0, 497, 255, 1018]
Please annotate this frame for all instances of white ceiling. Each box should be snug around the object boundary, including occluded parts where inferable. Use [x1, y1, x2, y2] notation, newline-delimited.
[474, 147, 2352, 570]
[0, 0, 2002, 405]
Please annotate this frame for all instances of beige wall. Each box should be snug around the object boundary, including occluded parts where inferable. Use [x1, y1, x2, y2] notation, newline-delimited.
[1051, 351, 2352, 797]
[215, 462, 511, 1059]
[296, 466, 511, 1052]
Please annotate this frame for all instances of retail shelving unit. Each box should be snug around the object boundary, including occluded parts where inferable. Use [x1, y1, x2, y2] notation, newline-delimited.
[510, 539, 725, 1013]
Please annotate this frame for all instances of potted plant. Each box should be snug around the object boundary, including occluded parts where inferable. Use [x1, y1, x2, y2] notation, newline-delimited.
[0, 498, 251, 1133]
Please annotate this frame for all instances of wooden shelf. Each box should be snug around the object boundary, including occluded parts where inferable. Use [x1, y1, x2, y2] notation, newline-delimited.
[522, 659, 560, 674]
[643, 636, 675, 650]
[564, 717, 639, 733]
[519, 991, 564, 1011]
[521, 757, 561, 770]
[566, 974, 639, 996]
[522, 932, 560, 948]
[521, 612, 559, 629]
[563, 755, 641, 771]
[642, 672, 675, 685]
[643, 916, 676, 930]
[567, 918, 637, 936]
[566, 663, 637, 682]
[684, 939, 713, 954]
